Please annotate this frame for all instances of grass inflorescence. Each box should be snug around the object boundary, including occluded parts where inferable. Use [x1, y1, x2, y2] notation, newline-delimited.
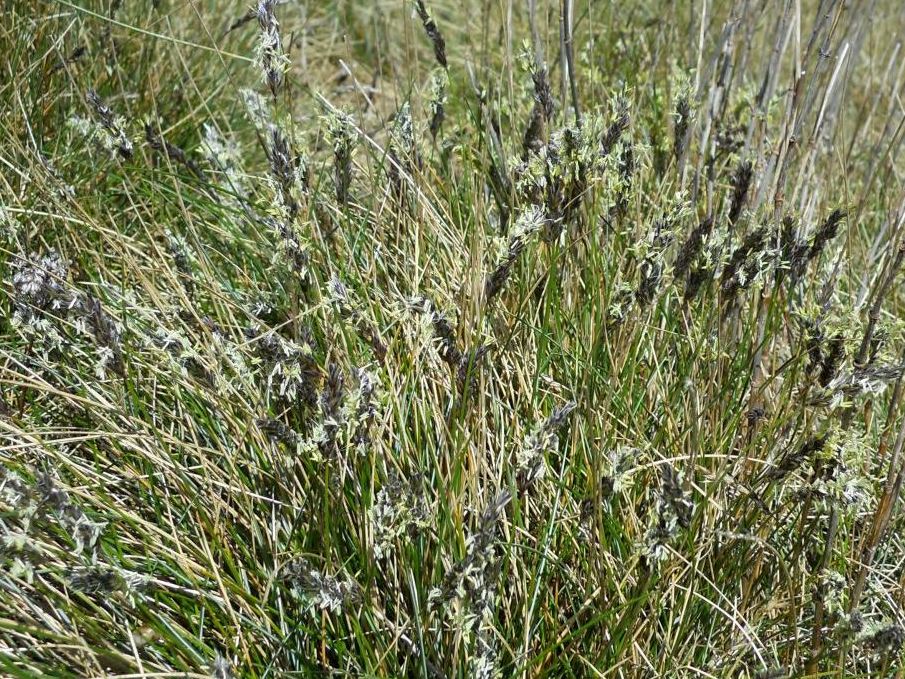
[1, 0, 905, 676]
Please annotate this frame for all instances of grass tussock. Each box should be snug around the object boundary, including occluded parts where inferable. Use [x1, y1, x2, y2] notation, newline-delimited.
[1, 0, 905, 676]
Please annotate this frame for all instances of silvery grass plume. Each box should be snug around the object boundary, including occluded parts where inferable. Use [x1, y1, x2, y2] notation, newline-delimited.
[66, 565, 150, 601]
[641, 464, 693, 567]
[66, 89, 133, 159]
[857, 622, 905, 660]
[255, 0, 289, 97]
[255, 121, 311, 274]
[1, 466, 106, 560]
[245, 325, 320, 407]
[275, 363, 379, 466]
[808, 209, 847, 263]
[843, 362, 905, 396]
[36, 471, 107, 555]
[777, 215, 811, 283]
[794, 426, 874, 515]
[323, 107, 356, 205]
[165, 228, 196, 298]
[600, 96, 631, 158]
[284, 557, 360, 613]
[266, 122, 309, 222]
[513, 150, 548, 206]
[519, 107, 626, 238]
[816, 568, 848, 621]
[634, 203, 686, 310]
[407, 294, 463, 367]
[210, 654, 235, 679]
[87, 89, 131, 155]
[760, 434, 828, 484]
[801, 315, 834, 381]
[606, 281, 637, 328]
[387, 102, 417, 201]
[682, 213, 732, 303]
[199, 123, 248, 204]
[36, 152, 75, 201]
[369, 472, 431, 559]
[612, 140, 636, 219]
[11, 250, 72, 318]
[263, 214, 309, 276]
[431, 491, 511, 679]
[326, 276, 387, 362]
[241, 87, 308, 224]
[484, 205, 546, 302]
[240, 88, 272, 131]
[10, 251, 124, 376]
[516, 401, 577, 492]
[536, 120, 607, 240]
[406, 294, 491, 394]
[602, 445, 643, 496]
[346, 366, 380, 453]
[258, 416, 302, 454]
[314, 362, 346, 461]
[430, 491, 511, 604]
[673, 216, 715, 284]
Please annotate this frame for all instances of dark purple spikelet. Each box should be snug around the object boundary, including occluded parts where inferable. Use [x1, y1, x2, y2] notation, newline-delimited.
[410, 296, 463, 367]
[780, 215, 810, 282]
[763, 435, 828, 482]
[53, 45, 86, 72]
[144, 122, 207, 180]
[67, 566, 120, 595]
[522, 103, 546, 158]
[601, 101, 630, 157]
[533, 67, 555, 122]
[636, 223, 675, 309]
[817, 334, 845, 387]
[457, 344, 491, 394]
[433, 490, 511, 605]
[258, 417, 301, 449]
[522, 66, 555, 157]
[862, 624, 905, 655]
[673, 94, 691, 161]
[86, 89, 133, 158]
[266, 124, 306, 220]
[728, 160, 753, 226]
[804, 318, 825, 375]
[720, 225, 768, 299]
[256, 0, 286, 97]
[81, 294, 124, 375]
[613, 142, 635, 218]
[683, 266, 712, 303]
[316, 363, 346, 460]
[673, 216, 714, 282]
[808, 208, 846, 262]
[659, 464, 693, 529]
[320, 363, 345, 421]
[415, 0, 447, 69]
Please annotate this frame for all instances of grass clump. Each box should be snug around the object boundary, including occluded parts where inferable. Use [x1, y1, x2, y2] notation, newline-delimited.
[1, 0, 905, 676]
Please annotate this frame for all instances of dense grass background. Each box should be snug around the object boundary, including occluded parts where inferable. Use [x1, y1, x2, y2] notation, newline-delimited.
[2, 0, 905, 676]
